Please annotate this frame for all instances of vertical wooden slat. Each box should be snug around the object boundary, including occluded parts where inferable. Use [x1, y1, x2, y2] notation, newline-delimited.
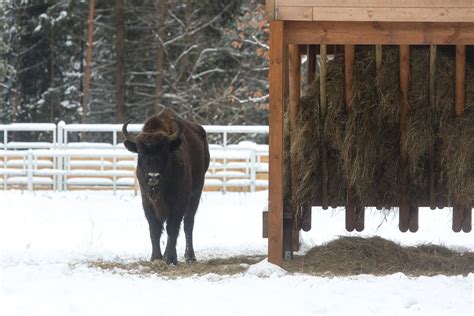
[399, 45, 411, 233]
[455, 45, 466, 117]
[320, 44, 329, 210]
[344, 45, 355, 113]
[288, 44, 301, 253]
[453, 44, 471, 233]
[375, 45, 382, 75]
[268, 21, 286, 265]
[344, 44, 356, 232]
[429, 45, 437, 210]
[307, 45, 317, 84]
[374, 44, 383, 211]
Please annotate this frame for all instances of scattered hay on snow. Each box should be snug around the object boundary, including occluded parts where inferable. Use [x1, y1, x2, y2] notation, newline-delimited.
[283, 236, 474, 277]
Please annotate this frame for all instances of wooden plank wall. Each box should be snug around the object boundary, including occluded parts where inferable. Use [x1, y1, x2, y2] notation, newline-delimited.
[268, 0, 474, 22]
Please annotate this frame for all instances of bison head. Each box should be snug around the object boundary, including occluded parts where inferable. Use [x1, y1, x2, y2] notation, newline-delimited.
[122, 119, 183, 201]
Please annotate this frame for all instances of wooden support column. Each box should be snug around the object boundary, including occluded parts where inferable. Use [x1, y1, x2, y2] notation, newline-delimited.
[320, 44, 329, 210]
[268, 21, 287, 265]
[344, 44, 364, 232]
[399, 45, 418, 233]
[307, 45, 317, 84]
[453, 44, 471, 233]
[288, 44, 301, 254]
[429, 45, 437, 210]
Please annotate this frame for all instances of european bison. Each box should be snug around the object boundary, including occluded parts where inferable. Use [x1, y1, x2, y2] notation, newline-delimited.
[122, 109, 210, 264]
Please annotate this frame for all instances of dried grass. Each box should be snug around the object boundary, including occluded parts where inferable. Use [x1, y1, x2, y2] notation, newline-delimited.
[288, 45, 473, 210]
[283, 236, 474, 277]
[87, 256, 264, 278]
[86, 238, 473, 278]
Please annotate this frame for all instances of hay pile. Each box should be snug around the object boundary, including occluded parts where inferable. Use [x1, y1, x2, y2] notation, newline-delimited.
[289, 45, 474, 212]
[283, 236, 474, 276]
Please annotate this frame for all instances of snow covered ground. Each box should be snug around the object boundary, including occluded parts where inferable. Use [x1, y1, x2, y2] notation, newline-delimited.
[0, 190, 472, 316]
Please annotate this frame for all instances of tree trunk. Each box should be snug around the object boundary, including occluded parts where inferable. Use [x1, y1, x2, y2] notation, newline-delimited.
[115, 0, 126, 124]
[154, 0, 167, 114]
[49, 26, 55, 123]
[82, 0, 95, 123]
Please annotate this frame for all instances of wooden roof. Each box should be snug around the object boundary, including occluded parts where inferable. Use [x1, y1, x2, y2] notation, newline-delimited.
[266, 0, 474, 22]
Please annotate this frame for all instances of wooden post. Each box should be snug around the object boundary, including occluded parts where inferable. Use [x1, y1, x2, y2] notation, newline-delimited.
[399, 45, 418, 233]
[375, 45, 382, 75]
[288, 44, 301, 253]
[320, 44, 329, 210]
[429, 45, 437, 210]
[268, 21, 287, 265]
[455, 45, 466, 117]
[344, 44, 356, 231]
[82, 0, 95, 124]
[453, 44, 471, 233]
[307, 45, 317, 84]
[344, 45, 364, 232]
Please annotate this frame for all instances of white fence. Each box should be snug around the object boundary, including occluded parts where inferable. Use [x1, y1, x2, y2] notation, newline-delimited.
[0, 122, 269, 193]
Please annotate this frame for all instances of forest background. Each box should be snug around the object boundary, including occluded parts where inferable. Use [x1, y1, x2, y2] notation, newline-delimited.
[0, 0, 269, 127]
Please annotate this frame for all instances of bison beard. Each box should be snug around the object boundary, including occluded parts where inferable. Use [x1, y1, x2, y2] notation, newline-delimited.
[122, 109, 210, 264]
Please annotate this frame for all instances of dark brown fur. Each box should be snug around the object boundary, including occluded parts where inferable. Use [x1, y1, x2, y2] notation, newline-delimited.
[123, 109, 210, 264]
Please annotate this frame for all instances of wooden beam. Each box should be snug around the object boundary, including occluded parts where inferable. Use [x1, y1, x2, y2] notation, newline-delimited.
[311, 7, 474, 23]
[268, 21, 286, 265]
[278, 0, 474, 8]
[285, 21, 474, 45]
[278, 7, 313, 21]
[265, 0, 276, 20]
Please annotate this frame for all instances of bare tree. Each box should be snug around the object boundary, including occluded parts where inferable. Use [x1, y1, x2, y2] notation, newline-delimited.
[154, 0, 167, 114]
[115, 0, 126, 123]
[82, 0, 95, 123]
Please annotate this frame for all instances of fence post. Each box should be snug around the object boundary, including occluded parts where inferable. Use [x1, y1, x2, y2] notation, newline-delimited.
[250, 148, 256, 192]
[57, 121, 65, 191]
[27, 149, 33, 191]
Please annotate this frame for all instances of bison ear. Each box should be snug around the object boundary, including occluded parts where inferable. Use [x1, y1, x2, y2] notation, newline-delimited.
[169, 138, 182, 152]
[124, 140, 138, 153]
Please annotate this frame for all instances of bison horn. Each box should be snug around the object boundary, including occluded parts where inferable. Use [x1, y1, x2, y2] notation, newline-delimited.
[169, 119, 183, 142]
[122, 119, 138, 144]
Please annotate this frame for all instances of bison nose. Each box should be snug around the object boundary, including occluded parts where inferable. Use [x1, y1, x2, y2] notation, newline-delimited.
[146, 172, 161, 186]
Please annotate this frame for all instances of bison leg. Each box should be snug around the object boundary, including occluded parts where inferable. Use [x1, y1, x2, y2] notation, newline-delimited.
[143, 203, 163, 261]
[184, 214, 196, 263]
[163, 217, 181, 265]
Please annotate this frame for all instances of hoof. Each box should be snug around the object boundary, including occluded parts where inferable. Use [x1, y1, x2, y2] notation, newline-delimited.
[164, 255, 178, 265]
[150, 254, 163, 261]
[185, 258, 197, 264]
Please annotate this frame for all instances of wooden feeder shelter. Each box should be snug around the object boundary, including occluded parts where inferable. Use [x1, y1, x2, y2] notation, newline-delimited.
[264, 0, 474, 266]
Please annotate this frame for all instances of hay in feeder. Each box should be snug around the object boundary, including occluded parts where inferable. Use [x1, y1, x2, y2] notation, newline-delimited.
[288, 45, 474, 212]
[291, 52, 346, 212]
[341, 46, 401, 208]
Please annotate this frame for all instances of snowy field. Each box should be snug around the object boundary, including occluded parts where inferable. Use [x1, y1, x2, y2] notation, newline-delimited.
[0, 190, 472, 316]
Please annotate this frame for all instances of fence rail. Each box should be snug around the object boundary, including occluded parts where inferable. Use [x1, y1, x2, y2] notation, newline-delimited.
[0, 122, 269, 193]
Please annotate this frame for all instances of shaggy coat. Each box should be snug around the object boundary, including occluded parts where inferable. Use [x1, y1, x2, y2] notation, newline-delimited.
[122, 109, 210, 264]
